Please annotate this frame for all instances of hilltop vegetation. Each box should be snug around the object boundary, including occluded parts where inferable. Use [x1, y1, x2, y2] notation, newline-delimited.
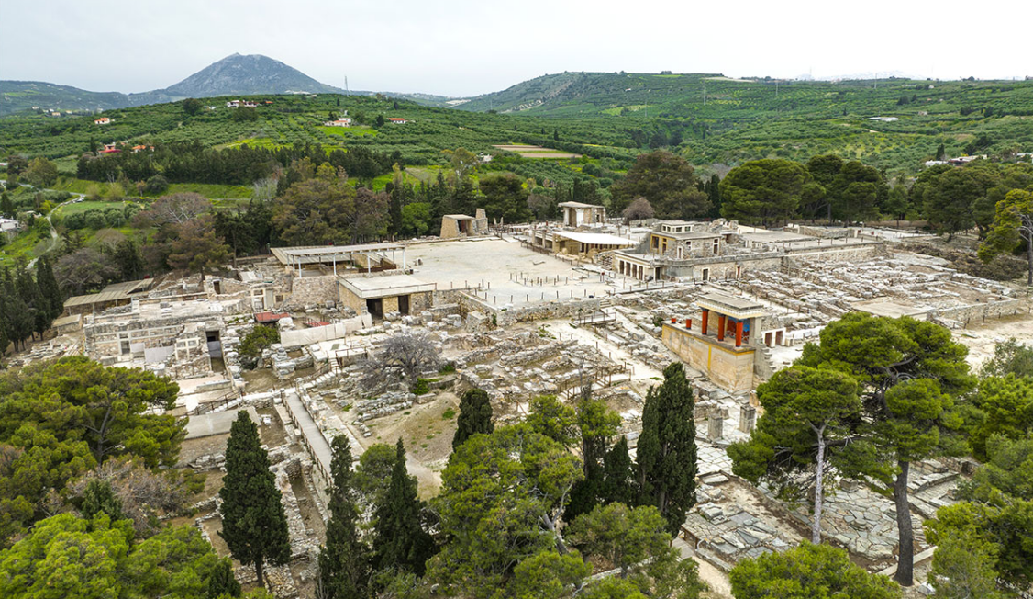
[2, 74, 1030, 180]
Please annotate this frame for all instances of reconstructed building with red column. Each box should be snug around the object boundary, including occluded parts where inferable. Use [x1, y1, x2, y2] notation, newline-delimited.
[660, 293, 771, 391]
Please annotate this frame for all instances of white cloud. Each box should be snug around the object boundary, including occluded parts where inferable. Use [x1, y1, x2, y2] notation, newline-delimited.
[1, 0, 1030, 96]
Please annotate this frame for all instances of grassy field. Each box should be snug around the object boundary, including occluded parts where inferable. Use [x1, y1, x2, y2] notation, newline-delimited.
[161, 183, 253, 199]
[51, 199, 141, 216]
[0, 229, 45, 267]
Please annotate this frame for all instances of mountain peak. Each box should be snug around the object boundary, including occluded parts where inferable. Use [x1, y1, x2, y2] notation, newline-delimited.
[155, 54, 340, 98]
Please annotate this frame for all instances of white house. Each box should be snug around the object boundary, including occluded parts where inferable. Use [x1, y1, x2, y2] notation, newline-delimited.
[388, 117, 409, 124]
[0, 218, 20, 233]
[94, 117, 111, 125]
[324, 118, 352, 127]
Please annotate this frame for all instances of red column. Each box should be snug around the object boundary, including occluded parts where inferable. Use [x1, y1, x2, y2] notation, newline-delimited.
[685, 318, 692, 329]
[717, 314, 726, 341]
[735, 320, 744, 347]
[700, 309, 709, 335]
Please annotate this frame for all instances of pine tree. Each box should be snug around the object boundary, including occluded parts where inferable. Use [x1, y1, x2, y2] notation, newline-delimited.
[218, 411, 291, 587]
[637, 362, 697, 535]
[318, 435, 371, 599]
[452, 389, 494, 450]
[601, 435, 636, 505]
[372, 439, 434, 576]
[565, 394, 620, 520]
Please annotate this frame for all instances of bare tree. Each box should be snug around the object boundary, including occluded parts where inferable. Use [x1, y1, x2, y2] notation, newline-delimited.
[367, 331, 440, 389]
[55, 247, 117, 295]
[622, 197, 654, 223]
[66, 456, 197, 536]
[252, 176, 279, 201]
[134, 192, 212, 227]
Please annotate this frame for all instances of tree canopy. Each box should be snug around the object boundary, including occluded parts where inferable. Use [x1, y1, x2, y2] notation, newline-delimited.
[610, 151, 710, 219]
[729, 541, 899, 599]
[719, 159, 809, 226]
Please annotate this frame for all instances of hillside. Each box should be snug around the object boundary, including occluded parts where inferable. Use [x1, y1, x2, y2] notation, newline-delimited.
[458, 71, 1032, 120]
[0, 81, 136, 115]
[0, 54, 454, 116]
[1, 75, 1029, 179]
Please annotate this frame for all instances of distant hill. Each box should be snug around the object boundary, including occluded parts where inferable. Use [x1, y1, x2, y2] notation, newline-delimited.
[0, 81, 136, 116]
[453, 71, 1034, 123]
[0, 54, 454, 116]
[455, 72, 723, 114]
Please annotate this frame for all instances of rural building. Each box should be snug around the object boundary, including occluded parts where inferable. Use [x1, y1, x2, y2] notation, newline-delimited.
[93, 117, 111, 125]
[0, 218, 20, 233]
[324, 118, 352, 127]
[440, 210, 489, 239]
[387, 117, 409, 124]
[559, 201, 606, 227]
[338, 274, 434, 318]
[661, 293, 772, 391]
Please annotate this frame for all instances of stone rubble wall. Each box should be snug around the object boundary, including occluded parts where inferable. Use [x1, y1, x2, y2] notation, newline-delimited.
[285, 275, 339, 310]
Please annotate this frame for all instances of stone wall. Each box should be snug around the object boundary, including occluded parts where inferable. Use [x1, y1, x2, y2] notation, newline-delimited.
[786, 244, 882, 263]
[932, 297, 1031, 327]
[286, 275, 339, 310]
[795, 225, 852, 239]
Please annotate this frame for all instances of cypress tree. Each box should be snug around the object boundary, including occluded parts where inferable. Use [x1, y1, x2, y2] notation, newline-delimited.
[637, 362, 697, 535]
[218, 411, 291, 587]
[372, 439, 434, 575]
[601, 435, 636, 505]
[36, 257, 62, 320]
[206, 558, 241, 598]
[452, 389, 494, 450]
[6, 270, 33, 349]
[0, 192, 13, 218]
[318, 435, 371, 599]
[80, 479, 123, 521]
[0, 277, 8, 356]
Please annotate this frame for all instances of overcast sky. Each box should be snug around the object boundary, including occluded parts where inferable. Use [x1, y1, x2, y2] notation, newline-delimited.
[1, 0, 1031, 96]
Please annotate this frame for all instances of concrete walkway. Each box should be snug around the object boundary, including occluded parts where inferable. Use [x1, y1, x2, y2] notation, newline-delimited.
[284, 391, 334, 477]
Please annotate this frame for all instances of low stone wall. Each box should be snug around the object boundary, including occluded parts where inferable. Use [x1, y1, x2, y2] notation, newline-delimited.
[932, 297, 1031, 327]
[785, 243, 882, 263]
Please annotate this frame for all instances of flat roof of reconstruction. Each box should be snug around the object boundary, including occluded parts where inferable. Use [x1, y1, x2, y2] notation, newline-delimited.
[697, 293, 768, 319]
[555, 231, 636, 246]
[63, 278, 153, 308]
[272, 243, 406, 266]
[339, 274, 435, 299]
